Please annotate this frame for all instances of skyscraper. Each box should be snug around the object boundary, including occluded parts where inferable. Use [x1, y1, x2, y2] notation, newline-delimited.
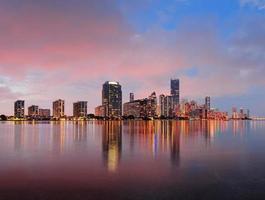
[159, 95, 174, 118]
[205, 96, 210, 110]
[102, 81, 122, 118]
[73, 101, 87, 118]
[14, 100, 25, 118]
[53, 99, 65, 119]
[170, 79, 180, 105]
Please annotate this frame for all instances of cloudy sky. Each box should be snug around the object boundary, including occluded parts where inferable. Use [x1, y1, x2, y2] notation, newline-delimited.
[0, 0, 265, 116]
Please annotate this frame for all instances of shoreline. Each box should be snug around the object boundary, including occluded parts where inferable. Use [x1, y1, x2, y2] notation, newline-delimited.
[0, 118, 258, 122]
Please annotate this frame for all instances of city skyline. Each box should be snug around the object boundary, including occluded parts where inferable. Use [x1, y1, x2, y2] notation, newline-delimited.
[0, 0, 265, 116]
[8, 79, 250, 120]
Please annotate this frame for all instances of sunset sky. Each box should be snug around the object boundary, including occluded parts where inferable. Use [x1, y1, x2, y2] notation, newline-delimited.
[0, 0, 265, 116]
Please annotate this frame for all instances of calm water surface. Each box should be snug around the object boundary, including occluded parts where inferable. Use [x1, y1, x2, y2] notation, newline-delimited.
[0, 120, 265, 200]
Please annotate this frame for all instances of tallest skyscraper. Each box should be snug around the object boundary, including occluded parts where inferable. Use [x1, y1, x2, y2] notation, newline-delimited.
[170, 79, 180, 105]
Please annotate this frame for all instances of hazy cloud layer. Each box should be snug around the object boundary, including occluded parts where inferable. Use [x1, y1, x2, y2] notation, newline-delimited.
[240, 0, 265, 9]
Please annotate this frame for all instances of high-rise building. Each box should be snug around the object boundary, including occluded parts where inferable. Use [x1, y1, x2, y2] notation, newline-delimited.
[159, 94, 166, 117]
[53, 99, 65, 119]
[14, 100, 25, 118]
[170, 79, 180, 106]
[160, 95, 174, 118]
[123, 92, 157, 118]
[205, 96, 210, 110]
[28, 105, 39, 117]
[130, 93, 134, 102]
[39, 109, 51, 119]
[102, 81, 122, 118]
[73, 101, 87, 118]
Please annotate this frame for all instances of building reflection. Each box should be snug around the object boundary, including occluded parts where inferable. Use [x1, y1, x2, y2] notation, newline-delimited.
[232, 120, 251, 135]
[52, 121, 66, 154]
[102, 121, 122, 172]
[72, 121, 88, 145]
[123, 120, 231, 167]
[124, 120, 181, 167]
[14, 121, 25, 151]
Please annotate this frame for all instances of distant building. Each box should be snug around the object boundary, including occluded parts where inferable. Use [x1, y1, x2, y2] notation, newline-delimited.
[159, 95, 174, 118]
[123, 92, 157, 118]
[14, 100, 25, 118]
[240, 108, 244, 119]
[39, 109, 51, 119]
[28, 105, 39, 118]
[130, 93, 134, 102]
[170, 79, 180, 107]
[147, 92, 157, 117]
[123, 99, 145, 118]
[73, 101, 87, 118]
[53, 99, 65, 119]
[102, 81, 122, 118]
[205, 96, 210, 110]
[95, 105, 107, 117]
[246, 109, 250, 118]
[232, 107, 238, 119]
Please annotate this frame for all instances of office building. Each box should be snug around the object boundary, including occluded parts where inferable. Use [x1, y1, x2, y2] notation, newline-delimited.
[14, 100, 25, 118]
[205, 96, 210, 110]
[73, 101, 87, 118]
[102, 81, 122, 118]
[39, 109, 51, 119]
[159, 95, 174, 118]
[95, 105, 107, 117]
[28, 105, 39, 118]
[170, 79, 180, 106]
[123, 92, 157, 119]
[53, 99, 65, 119]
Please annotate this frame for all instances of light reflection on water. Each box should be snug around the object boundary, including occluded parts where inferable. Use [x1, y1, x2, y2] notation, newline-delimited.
[0, 120, 265, 199]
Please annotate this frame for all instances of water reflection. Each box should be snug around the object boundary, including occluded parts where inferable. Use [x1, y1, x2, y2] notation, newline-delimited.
[102, 121, 122, 172]
[9, 120, 256, 170]
[52, 121, 66, 154]
[14, 122, 25, 151]
[3, 120, 265, 199]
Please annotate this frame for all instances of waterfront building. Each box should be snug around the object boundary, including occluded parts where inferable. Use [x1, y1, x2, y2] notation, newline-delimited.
[246, 109, 250, 118]
[130, 93, 134, 102]
[14, 100, 25, 118]
[232, 107, 239, 119]
[73, 101, 87, 118]
[39, 109, 51, 119]
[170, 79, 180, 110]
[28, 105, 39, 118]
[123, 99, 145, 118]
[240, 108, 244, 119]
[160, 95, 174, 118]
[147, 92, 157, 117]
[205, 96, 210, 110]
[95, 105, 107, 117]
[102, 81, 122, 118]
[123, 92, 157, 119]
[53, 99, 65, 119]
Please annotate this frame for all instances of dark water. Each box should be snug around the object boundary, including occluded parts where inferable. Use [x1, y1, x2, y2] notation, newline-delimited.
[0, 120, 265, 200]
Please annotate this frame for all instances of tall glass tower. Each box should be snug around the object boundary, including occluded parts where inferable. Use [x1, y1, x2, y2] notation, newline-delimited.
[102, 81, 122, 118]
[170, 79, 180, 105]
